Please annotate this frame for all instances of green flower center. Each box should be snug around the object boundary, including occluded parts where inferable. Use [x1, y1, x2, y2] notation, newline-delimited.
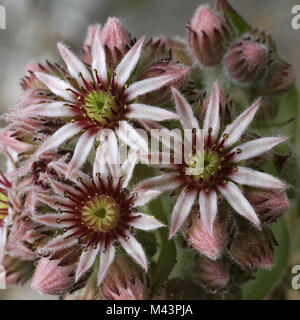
[187, 150, 222, 183]
[84, 91, 118, 125]
[82, 195, 120, 233]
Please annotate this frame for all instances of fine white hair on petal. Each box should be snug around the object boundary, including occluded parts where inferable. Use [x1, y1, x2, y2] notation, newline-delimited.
[130, 213, 165, 230]
[203, 81, 220, 143]
[58, 42, 93, 85]
[218, 181, 261, 228]
[172, 87, 199, 130]
[230, 166, 288, 189]
[222, 98, 261, 148]
[35, 72, 78, 102]
[231, 137, 288, 162]
[118, 234, 148, 271]
[199, 190, 218, 237]
[169, 188, 197, 239]
[93, 141, 109, 180]
[115, 37, 144, 88]
[92, 25, 107, 84]
[98, 244, 115, 284]
[76, 244, 100, 282]
[105, 130, 120, 180]
[127, 104, 179, 121]
[126, 75, 176, 101]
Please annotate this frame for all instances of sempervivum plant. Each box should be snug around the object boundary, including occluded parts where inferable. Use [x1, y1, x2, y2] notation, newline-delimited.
[0, 0, 297, 300]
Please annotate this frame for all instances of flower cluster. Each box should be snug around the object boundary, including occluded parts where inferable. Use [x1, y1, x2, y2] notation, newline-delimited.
[0, 0, 294, 300]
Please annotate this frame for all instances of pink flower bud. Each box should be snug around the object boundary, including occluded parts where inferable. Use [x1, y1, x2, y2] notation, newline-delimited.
[6, 215, 52, 261]
[188, 5, 230, 66]
[193, 256, 230, 291]
[140, 61, 189, 104]
[187, 213, 232, 260]
[3, 255, 33, 286]
[225, 40, 268, 84]
[101, 17, 131, 68]
[167, 38, 193, 66]
[82, 24, 101, 64]
[31, 249, 79, 295]
[229, 229, 277, 270]
[245, 188, 289, 224]
[262, 58, 295, 95]
[100, 255, 148, 300]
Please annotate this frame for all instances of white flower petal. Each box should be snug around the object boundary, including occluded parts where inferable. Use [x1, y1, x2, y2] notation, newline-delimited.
[23, 102, 75, 118]
[222, 98, 260, 148]
[203, 81, 220, 143]
[199, 190, 218, 237]
[134, 190, 162, 207]
[169, 188, 197, 239]
[68, 130, 96, 174]
[33, 213, 74, 228]
[35, 72, 78, 102]
[58, 42, 92, 85]
[117, 121, 148, 156]
[230, 166, 287, 189]
[115, 37, 144, 88]
[172, 87, 199, 129]
[127, 103, 179, 121]
[131, 213, 165, 231]
[119, 235, 148, 271]
[232, 137, 288, 162]
[218, 181, 261, 228]
[126, 75, 175, 101]
[43, 231, 78, 252]
[76, 244, 100, 282]
[98, 244, 115, 284]
[93, 142, 108, 179]
[92, 25, 107, 84]
[134, 172, 183, 192]
[120, 151, 137, 188]
[105, 130, 120, 180]
[37, 123, 82, 156]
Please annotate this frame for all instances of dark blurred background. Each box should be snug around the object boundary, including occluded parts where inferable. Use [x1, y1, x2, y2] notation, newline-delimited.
[0, 0, 299, 299]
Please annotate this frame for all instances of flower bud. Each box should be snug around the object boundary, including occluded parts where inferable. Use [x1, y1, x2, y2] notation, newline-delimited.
[193, 256, 230, 291]
[188, 5, 230, 66]
[3, 255, 33, 286]
[167, 38, 193, 66]
[100, 255, 148, 300]
[225, 40, 268, 84]
[31, 249, 79, 295]
[82, 24, 101, 64]
[244, 188, 289, 224]
[6, 215, 52, 261]
[229, 229, 277, 270]
[140, 61, 189, 104]
[101, 17, 131, 68]
[187, 213, 232, 260]
[261, 58, 295, 95]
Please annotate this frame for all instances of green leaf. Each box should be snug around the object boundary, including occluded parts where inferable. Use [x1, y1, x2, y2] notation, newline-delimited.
[217, 0, 251, 35]
[242, 217, 290, 300]
[148, 194, 177, 295]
